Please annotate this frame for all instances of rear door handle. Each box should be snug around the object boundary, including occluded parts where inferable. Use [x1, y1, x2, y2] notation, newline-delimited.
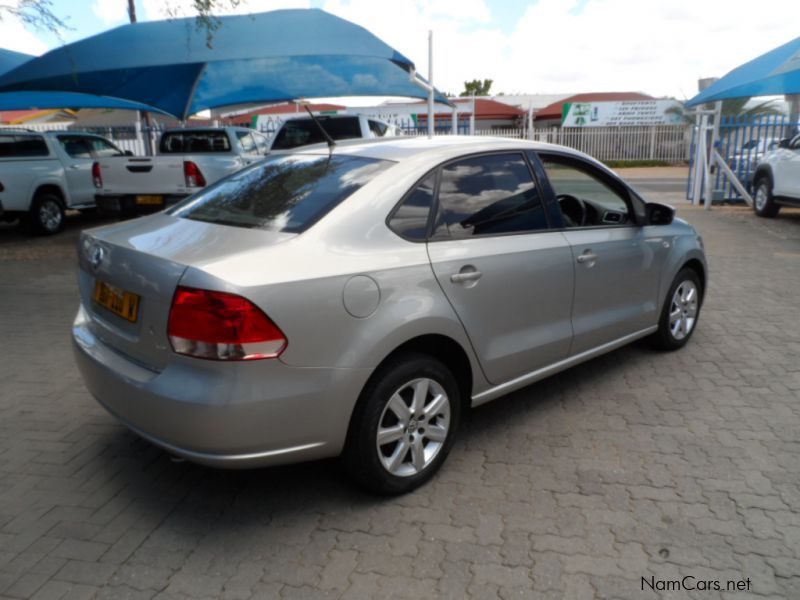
[576, 251, 597, 264]
[450, 270, 482, 284]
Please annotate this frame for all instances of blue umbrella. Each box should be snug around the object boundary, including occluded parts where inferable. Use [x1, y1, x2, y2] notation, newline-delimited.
[686, 36, 800, 107]
[0, 48, 168, 113]
[0, 9, 447, 119]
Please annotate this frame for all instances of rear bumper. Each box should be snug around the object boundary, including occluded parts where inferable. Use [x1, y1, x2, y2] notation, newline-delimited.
[95, 194, 188, 218]
[72, 304, 371, 468]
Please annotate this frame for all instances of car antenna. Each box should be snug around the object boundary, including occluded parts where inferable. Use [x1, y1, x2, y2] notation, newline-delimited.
[296, 100, 335, 157]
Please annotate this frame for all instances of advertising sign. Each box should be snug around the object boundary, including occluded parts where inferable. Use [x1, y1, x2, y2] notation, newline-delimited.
[562, 100, 683, 127]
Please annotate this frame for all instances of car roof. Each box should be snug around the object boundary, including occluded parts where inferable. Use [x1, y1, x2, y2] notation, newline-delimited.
[282, 135, 588, 163]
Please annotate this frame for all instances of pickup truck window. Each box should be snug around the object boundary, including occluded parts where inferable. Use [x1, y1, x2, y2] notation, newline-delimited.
[159, 131, 231, 153]
[271, 117, 362, 150]
[253, 132, 269, 155]
[90, 138, 124, 157]
[58, 136, 93, 158]
[235, 130, 257, 154]
[170, 154, 392, 233]
[0, 135, 49, 158]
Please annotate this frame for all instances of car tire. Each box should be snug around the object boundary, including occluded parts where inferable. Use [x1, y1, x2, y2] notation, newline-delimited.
[650, 268, 703, 351]
[25, 193, 66, 235]
[753, 176, 780, 218]
[343, 352, 462, 495]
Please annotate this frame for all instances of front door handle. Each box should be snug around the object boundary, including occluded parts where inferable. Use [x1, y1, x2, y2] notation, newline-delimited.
[450, 268, 482, 284]
[576, 250, 597, 265]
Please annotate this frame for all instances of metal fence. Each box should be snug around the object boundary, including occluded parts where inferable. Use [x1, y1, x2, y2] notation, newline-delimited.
[687, 114, 800, 202]
[1, 120, 692, 163]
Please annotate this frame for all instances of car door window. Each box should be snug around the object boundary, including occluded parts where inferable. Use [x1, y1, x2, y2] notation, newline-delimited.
[236, 131, 257, 154]
[14, 136, 49, 157]
[388, 172, 436, 240]
[369, 120, 388, 137]
[0, 135, 16, 157]
[90, 137, 124, 157]
[432, 153, 547, 239]
[253, 132, 269, 155]
[58, 137, 93, 158]
[539, 155, 632, 227]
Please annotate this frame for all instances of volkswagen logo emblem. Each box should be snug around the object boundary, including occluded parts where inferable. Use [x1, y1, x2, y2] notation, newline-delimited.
[89, 244, 105, 271]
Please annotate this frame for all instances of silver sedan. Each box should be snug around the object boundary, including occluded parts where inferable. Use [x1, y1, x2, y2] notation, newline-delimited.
[72, 137, 706, 494]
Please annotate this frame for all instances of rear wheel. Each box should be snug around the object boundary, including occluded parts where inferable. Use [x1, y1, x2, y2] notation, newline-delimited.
[343, 353, 461, 495]
[650, 268, 702, 351]
[25, 193, 65, 235]
[753, 176, 780, 218]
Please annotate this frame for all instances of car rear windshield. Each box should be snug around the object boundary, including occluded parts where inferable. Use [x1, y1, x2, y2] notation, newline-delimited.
[170, 154, 392, 233]
[271, 117, 362, 150]
[159, 131, 231, 153]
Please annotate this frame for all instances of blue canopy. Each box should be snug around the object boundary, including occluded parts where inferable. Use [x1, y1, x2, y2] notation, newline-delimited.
[686, 36, 800, 107]
[0, 48, 167, 113]
[0, 9, 448, 119]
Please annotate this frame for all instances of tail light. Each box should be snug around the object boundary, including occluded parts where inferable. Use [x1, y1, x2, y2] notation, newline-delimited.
[168, 286, 286, 360]
[92, 162, 102, 189]
[183, 161, 206, 187]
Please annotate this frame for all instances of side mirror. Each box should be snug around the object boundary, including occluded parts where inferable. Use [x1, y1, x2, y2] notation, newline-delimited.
[124, 150, 134, 156]
[778, 138, 791, 149]
[645, 202, 675, 226]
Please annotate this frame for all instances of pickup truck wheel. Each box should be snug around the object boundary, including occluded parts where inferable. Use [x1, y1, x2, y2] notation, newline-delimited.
[26, 193, 66, 235]
[753, 176, 780, 218]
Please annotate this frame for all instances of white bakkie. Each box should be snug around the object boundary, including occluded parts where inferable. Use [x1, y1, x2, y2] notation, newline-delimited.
[752, 132, 800, 218]
[0, 129, 128, 235]
[93, 127, 270, 217]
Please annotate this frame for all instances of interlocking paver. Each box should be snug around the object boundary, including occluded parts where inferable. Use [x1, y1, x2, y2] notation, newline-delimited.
[1, 204, 799, 598]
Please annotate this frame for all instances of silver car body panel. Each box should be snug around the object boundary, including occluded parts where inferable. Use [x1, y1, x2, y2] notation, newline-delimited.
[73, 136, 707, 468]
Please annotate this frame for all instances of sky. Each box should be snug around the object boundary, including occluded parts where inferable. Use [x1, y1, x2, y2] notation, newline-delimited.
[0, 0, 798, 101]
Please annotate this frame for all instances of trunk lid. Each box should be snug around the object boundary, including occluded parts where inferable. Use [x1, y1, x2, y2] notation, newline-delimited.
[77, 213, 294, 370]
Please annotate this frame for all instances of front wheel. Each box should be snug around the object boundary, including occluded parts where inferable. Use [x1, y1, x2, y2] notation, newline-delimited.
[343, 353, 462, 495]
[650, 268, 703, 351]
[753, 176, 780, 218]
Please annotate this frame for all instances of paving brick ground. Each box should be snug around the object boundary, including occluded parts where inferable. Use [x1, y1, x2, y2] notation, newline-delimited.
[1, 202, 799, 599]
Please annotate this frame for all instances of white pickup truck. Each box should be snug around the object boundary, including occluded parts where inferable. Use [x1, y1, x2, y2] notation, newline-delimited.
[0, 129, 129, 234]
[752, 132, 800, 218]
[269, 114, 401, 151]
[94, 127, 270, 217]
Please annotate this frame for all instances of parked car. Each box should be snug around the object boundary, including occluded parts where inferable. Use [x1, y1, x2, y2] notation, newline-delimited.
[269, 114, 400, 151]
[93, 127, 270, 217]
[0, 130, 128, 234]
[728, 137, 781, 187]
[72, 137, 707, 494]
[752, 133, 800, 217]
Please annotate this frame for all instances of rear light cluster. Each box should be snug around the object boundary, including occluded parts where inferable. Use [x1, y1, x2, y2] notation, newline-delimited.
[92, 162, 102, 189]
[183, 161, 206, 187]
[167, 286, 286, 361]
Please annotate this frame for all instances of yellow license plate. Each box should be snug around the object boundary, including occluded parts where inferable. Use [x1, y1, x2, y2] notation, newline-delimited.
[135, 195, 163, 205]
[93, 280, 140, 322]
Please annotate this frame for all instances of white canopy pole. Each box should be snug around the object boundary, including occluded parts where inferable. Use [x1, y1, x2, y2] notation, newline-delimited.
[427, 30, 434, 139]
[451, 104, 457, 135]
[470, 94, 476, 135]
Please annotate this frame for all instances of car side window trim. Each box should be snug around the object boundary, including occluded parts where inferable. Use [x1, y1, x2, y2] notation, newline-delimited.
[535, 151, 643, 229]
[385, 167, 441, 243]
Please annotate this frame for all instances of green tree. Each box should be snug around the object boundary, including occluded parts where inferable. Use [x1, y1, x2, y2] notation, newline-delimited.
[460, 78, 493, 97]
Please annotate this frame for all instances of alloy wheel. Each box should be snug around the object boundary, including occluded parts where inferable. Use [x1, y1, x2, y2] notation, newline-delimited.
[754, 183, 768, 211]
[376, 377, 450, 477]
[39, 199, 63, 232]
[669, 280, 699, 341]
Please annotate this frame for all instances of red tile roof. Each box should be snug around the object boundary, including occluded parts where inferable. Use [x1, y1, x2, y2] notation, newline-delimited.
[535, 92, 654, 121]
[415, 98, 526, 120]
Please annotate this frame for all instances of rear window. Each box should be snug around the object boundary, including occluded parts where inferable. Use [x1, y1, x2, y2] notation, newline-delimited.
[170, 154, 392, 233]
[0, 135, 49, 158]
[159, 131, 231, 153]
[271, 117, 362, 150]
